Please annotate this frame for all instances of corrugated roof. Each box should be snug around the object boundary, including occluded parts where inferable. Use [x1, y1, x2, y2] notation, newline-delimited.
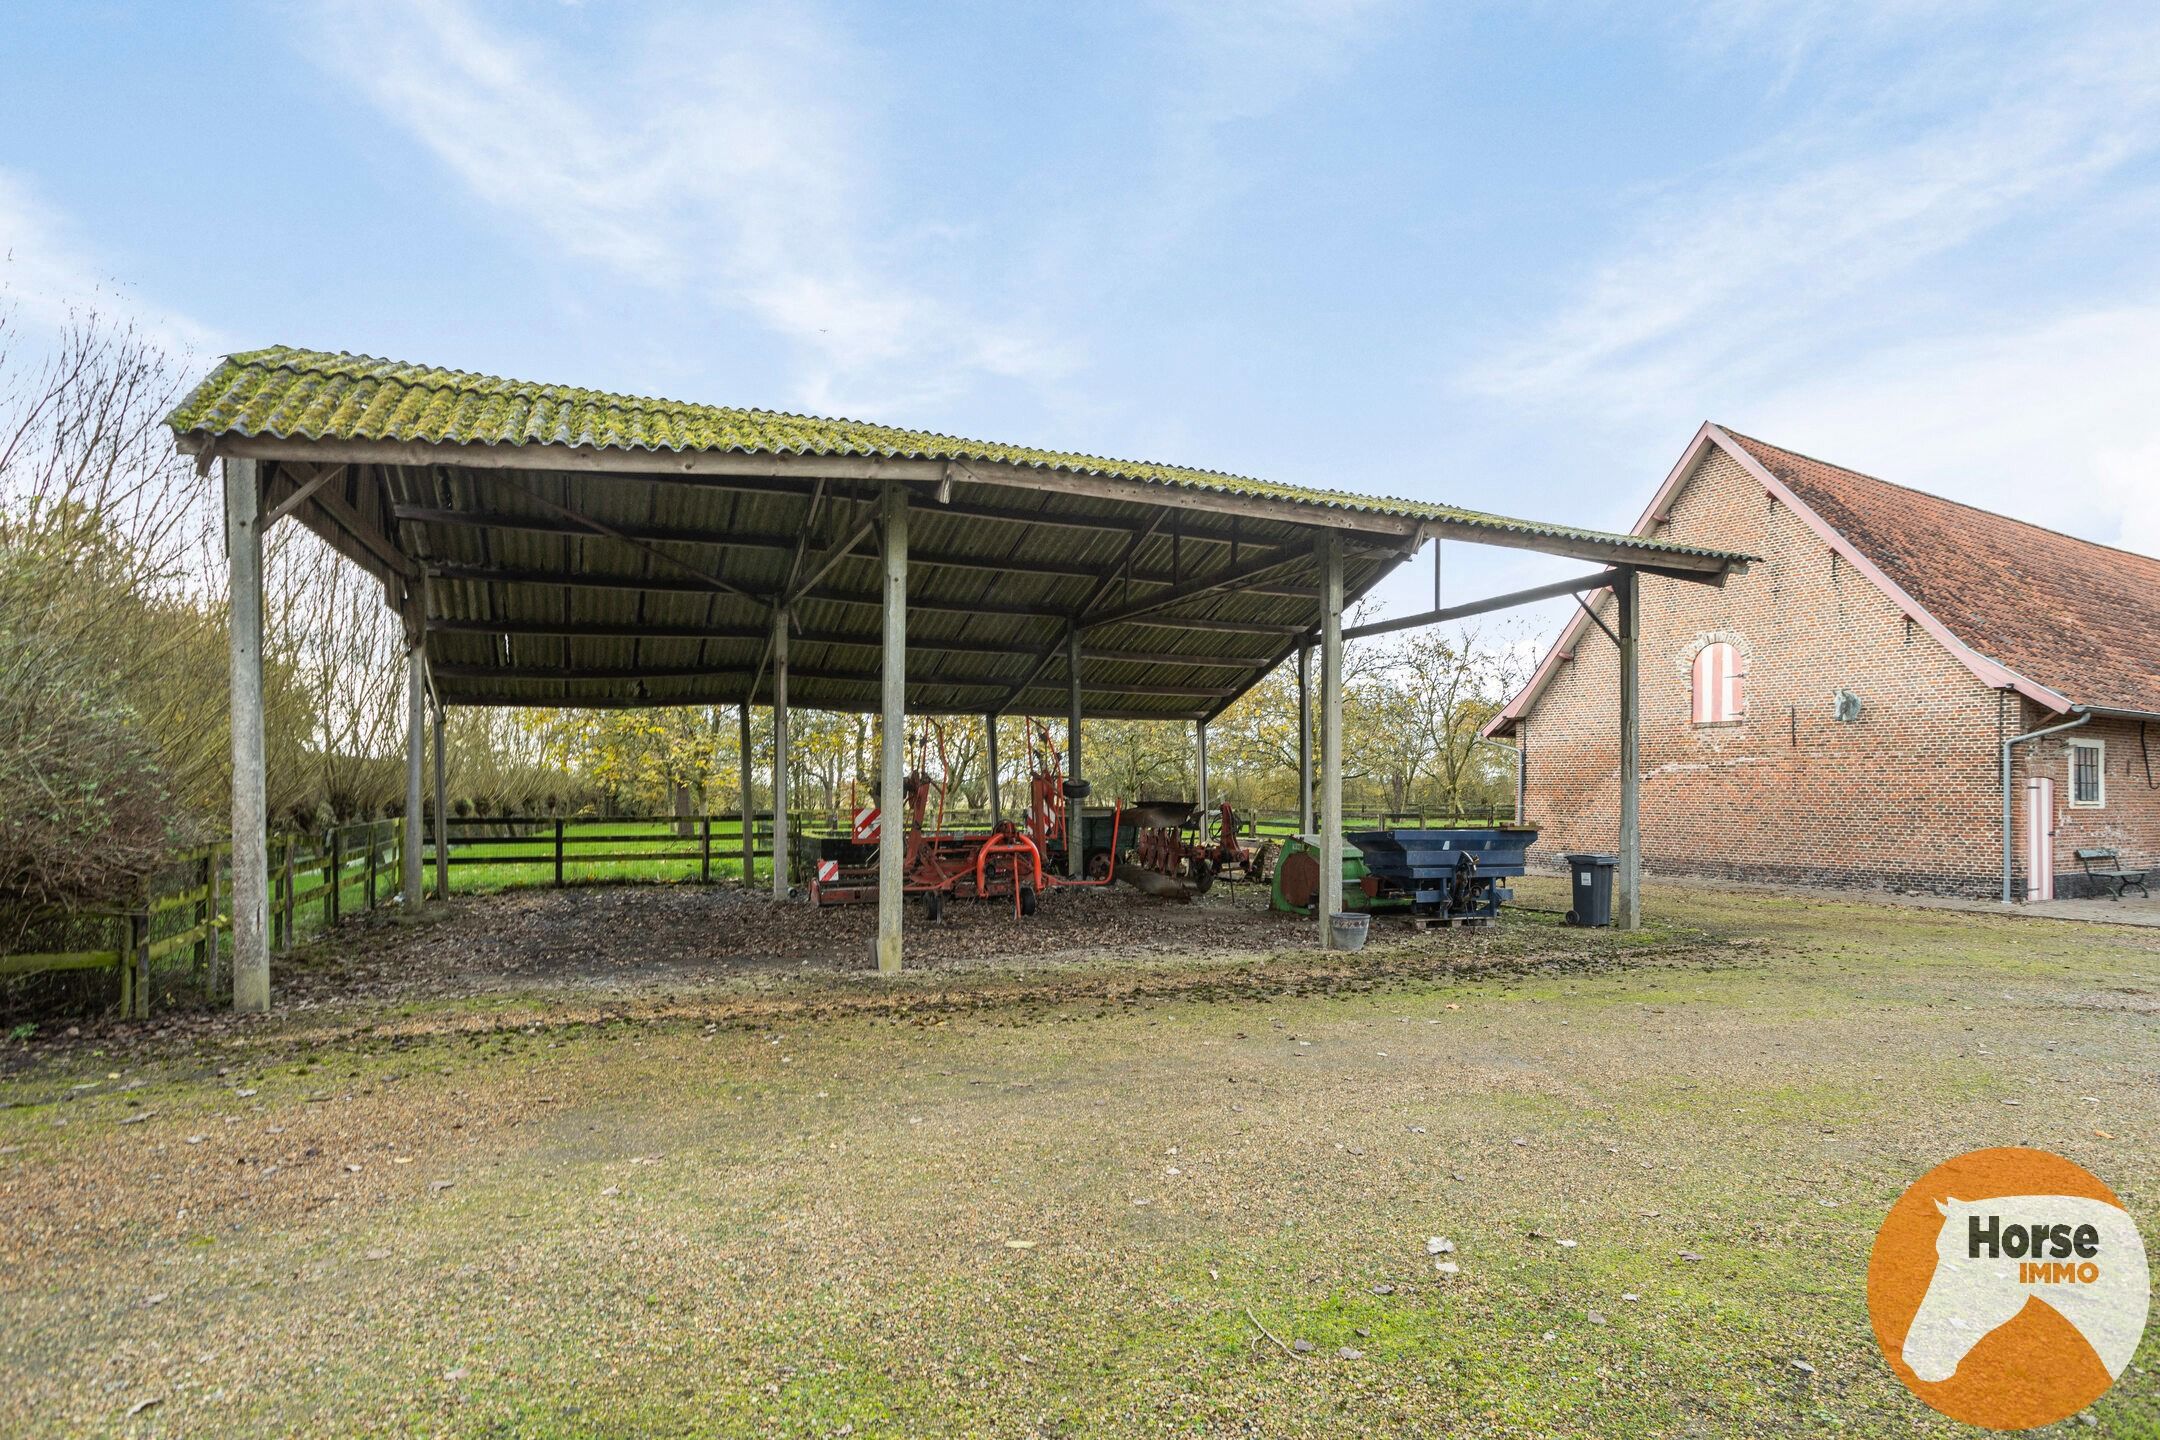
[170, 349, 1753, 720]
[166, 346, 1743, 564]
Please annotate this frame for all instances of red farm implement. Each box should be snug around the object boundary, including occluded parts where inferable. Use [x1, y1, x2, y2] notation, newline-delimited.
[807, 720, 1121, 919]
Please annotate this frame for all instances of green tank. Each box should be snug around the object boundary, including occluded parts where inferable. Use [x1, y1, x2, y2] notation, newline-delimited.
[1269, 834, 1411, 915]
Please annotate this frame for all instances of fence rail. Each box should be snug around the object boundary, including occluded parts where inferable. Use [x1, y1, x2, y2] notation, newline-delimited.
[1, 801, 1516, 1019]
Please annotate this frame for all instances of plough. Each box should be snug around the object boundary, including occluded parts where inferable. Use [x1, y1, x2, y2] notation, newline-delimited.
[1119, 798, 1264, 898]
[808, 720, 1121, 918]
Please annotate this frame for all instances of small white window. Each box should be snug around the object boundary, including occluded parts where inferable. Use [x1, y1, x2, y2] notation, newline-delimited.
[2069, 738, 2105, 808]
[1691, 641, 1746, 724]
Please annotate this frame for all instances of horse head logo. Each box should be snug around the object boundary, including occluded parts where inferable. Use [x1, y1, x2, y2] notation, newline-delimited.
[1902, 1195, 2149, 1385]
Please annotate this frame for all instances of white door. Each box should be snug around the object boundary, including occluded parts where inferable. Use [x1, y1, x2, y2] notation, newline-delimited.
[2025, 777, 2054, 901]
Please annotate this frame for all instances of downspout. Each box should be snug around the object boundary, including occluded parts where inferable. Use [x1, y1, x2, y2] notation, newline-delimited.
[2001, 709, 2092, 903]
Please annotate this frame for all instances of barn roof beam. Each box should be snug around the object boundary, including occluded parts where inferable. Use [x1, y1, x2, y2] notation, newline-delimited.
[428, 661, 1238, 699]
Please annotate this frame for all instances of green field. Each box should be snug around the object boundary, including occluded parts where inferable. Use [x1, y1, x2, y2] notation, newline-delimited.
[3, 876, 2154, 1437]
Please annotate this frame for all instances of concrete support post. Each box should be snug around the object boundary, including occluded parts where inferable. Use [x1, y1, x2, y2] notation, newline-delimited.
[1318, 533, 1345, 948]
[984, 715, 1001, 826]
[1615, 568, 1641, 931]
[739, 701, 754, 886]
[1066, 628, 1084, 879]
[1195, 721, 1210, 813]
[404, 644, 425, 910]
[772, 610, 791, 903]
[432, 699, 448, 900]
[224, 458, 270, 1013]
[1297, 642, 1313, 835]
[876, 484, 909, 975]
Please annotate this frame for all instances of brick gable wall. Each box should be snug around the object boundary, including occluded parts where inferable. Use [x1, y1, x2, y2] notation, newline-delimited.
[1517, 446, 2016, 894]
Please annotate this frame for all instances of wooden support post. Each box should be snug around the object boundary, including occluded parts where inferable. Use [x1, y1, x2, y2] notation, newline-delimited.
[1318, 533, 1345, 948]
[1195, 720, 1210, 813]
[224, 457, 270, 1012]
[1296, 641, 1314, 835]
[875, 484, 908, 975]
[327, 828, 342, 927]
[738, 701, 754, 886]
[432, 701, 448, 901]
[553, 818, 566, 888]
[404, 644, 425, 909]
[1066, 627, 1084, 880]
[772, 608, 792, 903]
[984, 715, 1001, 826]
[1615, 568, 1642, 931]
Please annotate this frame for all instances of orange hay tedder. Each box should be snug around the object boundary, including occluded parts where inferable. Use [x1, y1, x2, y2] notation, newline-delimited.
[807, 721, 1121, 920]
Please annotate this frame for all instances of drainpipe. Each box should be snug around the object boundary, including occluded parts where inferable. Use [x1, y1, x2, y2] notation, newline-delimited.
[2002, 710, 2092, 903]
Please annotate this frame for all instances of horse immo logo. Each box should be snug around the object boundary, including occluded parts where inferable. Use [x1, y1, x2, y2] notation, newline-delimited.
[1869, 1148, 2151, 1431]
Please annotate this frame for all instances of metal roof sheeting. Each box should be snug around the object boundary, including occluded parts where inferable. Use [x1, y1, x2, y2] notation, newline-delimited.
[168, 347, 1743, 563]
[168, 348, 1750, 719]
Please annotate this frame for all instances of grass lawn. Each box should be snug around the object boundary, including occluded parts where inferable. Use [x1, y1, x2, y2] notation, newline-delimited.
[2, 877, 2156, 1436]
[442, 818, 756, 892]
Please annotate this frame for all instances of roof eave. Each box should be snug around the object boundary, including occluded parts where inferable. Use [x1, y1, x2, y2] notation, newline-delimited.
[180, 427, 1751, 575]
[178, 429, 1436, 541]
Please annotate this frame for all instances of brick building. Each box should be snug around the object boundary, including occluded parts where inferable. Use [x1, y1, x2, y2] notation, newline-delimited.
[1487, 424, 2160, 900]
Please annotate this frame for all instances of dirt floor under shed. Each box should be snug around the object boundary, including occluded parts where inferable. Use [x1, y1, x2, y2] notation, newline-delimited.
[277, 882, 1329, 1005]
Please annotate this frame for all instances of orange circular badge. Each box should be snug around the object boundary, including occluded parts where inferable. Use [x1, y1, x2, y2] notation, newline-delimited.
[1867, 1147, 2150, 1430]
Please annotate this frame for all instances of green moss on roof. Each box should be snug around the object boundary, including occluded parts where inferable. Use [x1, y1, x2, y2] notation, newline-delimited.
[167, 346, 1740, 559]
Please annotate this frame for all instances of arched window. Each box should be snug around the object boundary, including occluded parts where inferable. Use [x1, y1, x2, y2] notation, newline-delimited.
[1692, 641, 1746, 724]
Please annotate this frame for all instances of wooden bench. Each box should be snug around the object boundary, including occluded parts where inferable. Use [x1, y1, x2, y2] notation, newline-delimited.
[2076, 848, 2150, 901]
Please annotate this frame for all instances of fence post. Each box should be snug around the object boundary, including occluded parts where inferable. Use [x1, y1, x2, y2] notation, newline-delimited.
[134, 911, 151, 1019]
[328, 827, 343, 928]
[118, 912, 135, 1020]
[554, 818, 565, 888]
[205, 843, 223, 1004]
[364, 822, 378, 911]
[701, 816, 712, 884]
[281, 837, 296, 952]
[192, 848, 211, 988]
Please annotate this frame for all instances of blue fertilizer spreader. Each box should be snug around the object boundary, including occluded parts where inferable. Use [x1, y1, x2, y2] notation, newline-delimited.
[1343, 826, 1538, 925]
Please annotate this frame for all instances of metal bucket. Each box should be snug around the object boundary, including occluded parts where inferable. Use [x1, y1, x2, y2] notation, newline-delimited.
[1328, 912, 1371, 952]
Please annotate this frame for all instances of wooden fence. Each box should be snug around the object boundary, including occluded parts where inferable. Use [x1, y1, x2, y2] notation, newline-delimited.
[0, 802, 1515, 1018]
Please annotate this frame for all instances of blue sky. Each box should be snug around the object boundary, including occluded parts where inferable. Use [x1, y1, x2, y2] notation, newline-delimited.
[6, 0, 2158, 636]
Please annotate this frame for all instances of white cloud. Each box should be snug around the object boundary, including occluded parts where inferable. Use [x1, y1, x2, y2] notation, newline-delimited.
[307, 0, 1076, 417]
[0, 169, 221, 358]
[1465, 11, 2160, 414]
[1132, 0, 1397, 239]
[1741, 300, 2160, 557]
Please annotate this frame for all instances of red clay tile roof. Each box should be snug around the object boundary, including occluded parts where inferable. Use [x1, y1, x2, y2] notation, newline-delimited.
[1726, 431, 2160, 717]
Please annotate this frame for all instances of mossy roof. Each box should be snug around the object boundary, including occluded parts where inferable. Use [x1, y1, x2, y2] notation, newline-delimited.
[166, 347, 1742, 562]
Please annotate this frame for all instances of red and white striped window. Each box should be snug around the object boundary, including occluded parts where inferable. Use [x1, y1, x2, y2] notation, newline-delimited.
[1691, 642, 1745, 724]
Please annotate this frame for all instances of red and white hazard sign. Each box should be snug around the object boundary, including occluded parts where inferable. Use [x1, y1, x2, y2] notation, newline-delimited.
[852, 807, 881, 841]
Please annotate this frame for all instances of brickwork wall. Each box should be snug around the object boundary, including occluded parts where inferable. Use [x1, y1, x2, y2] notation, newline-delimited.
[1517, 446, 2022, 895]
[2011, 709, 2160, 899]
